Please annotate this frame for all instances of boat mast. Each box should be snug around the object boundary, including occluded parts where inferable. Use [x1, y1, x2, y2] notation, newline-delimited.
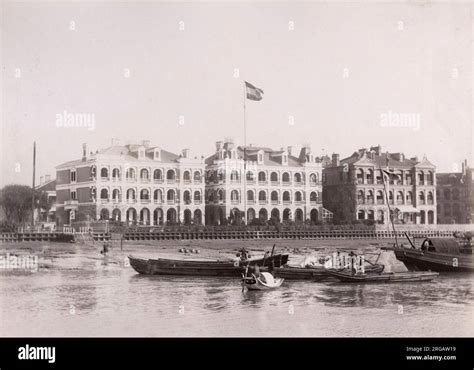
[243, 81, 247, 224]
[380, 164, 399, 247]
[31, 141, 36, 229]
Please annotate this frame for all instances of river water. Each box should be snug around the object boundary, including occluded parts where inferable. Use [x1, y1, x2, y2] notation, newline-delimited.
[0, 243, 473, 337]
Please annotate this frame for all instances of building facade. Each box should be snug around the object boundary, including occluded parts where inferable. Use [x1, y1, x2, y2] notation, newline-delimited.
[55, 140, 206, 227]
[436, 160, 474, 224]
[34, 175, 56, 228]
[204, 139, 331, 225]
[323, 146, 437, 225]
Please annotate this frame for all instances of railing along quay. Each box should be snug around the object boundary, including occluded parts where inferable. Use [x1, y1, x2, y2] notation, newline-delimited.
[122, 229, 459, 241]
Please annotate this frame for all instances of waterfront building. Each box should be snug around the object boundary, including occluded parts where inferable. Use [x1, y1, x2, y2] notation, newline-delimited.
[34, 175, 56, 228]
[55, 140, 206, 226]
[204, 139, 331, 225]
[323, 145, 437, 225]
[436, 160, 474, 224]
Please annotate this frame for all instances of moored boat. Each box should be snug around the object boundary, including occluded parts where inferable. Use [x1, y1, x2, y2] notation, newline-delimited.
[392, 234, 474, 272]
[243, 272, 284, 291]
[270, 263, 385, 281]
[326, 270, 439, 283]
[128, 253, 289, 277]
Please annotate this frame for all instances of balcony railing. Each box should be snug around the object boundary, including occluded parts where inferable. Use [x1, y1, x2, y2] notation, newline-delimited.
[153, 178, 163, 184]
[167, 199, 176, 204]
[258, 199, 268, 204]
[154, 199, 163, 204]
[282, 181, 291, 186]
[258, 181, 267, 185]
[127, 198, 137, 203]
[271, 200, 279, 205]
[231, 200, 240, 205]
[140, 178, 151, 183]
[140, 198, 150, 203]
[101, 177, 109, 181]
[247, 199, 255, 205]
[283, 200, 291, 205]
[271, 181, 279, 186]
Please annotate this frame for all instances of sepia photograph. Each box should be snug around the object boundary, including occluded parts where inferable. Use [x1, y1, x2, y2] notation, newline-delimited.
[0, 0, 473, 366]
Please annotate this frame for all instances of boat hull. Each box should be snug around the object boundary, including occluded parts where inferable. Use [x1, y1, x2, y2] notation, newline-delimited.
[128, 254, 289, 277]
[394, 248, 474, 272]
[327, 270, 439, 283]
[270, 264, 384, 281]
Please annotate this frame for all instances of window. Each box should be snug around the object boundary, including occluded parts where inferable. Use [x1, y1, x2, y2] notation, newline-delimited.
[71, 190, 77, 200]
[258, 172, 266, 182]
[70, 170, 76, 182]
[282, 172, 290, 183]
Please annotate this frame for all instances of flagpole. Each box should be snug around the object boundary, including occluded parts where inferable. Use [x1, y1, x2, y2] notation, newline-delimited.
[243, 81, 247, 225]
[381, 165, 398, 247]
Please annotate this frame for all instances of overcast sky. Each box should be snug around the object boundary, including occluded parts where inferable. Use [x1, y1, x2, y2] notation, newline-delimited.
[1, 0, 473, 187]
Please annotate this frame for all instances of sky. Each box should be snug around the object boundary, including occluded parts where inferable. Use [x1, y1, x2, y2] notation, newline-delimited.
[1, 0, 473, 187]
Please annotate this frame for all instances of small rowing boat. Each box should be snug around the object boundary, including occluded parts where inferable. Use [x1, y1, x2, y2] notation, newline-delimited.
[326, 270, 439, 283]
[243, 272, 284, 291]
[128, 253, 289, 277]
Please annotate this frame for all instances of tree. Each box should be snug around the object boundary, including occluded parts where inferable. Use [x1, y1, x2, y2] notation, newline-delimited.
[0, 185, 33, 226]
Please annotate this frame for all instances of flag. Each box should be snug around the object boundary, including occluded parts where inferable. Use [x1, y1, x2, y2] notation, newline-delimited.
[245, 81, 264, 101]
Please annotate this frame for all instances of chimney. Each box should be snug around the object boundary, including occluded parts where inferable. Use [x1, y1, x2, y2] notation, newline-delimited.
[370, 145, 381, 155]
[332, 153, 340, 166]
[216, 141, 223, 151]
[462, 160, 466, 175]
[142, 140, 150, 148]
[182, 148, 190, 158]
[287, 146, 292, 156]
[45, 174, 51, 182]
[82, 143, 87, 161]
[40, 176, 44, 185]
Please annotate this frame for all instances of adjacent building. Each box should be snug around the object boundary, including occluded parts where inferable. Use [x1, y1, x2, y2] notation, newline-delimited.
[436, 160, 474, 224]
[55, 140, 206, 227]
[323, 145, 437, 225]
[204, 139, 332, 225]
[34, 175, 57, 228]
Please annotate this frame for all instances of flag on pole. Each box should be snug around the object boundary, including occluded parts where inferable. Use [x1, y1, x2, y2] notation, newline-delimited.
[245, 81, 264, 101]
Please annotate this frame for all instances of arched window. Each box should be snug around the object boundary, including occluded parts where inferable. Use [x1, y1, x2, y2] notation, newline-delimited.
[126, 189, 135, 200]
[270, 172, 278, 182]
[271, 191, 278, 202]
[218, 190, 224, 202]
[194, 191, 201, 202]
[397, 191, 404, 204]
[140, 189, 149, 200]
[283, 191, 290, 202]
[419, 191, 425, 205]
[167, 189, 175, 201]
[183, 190, 191, 203]
[231, 170, 239, 182]
[389, 191, 394, 204]
[406, 191, 413, 204]
[294, 173, 302, 183]
[100, 188, 108, 200]
[309, 173, 318, 184]
[427, 192, 434, 205]
[166, 170, 176, 181]
[427, 171, 434, 185]
[153, 169, 162, 181]
[193, 171, 201, 182]
[231, 190, 239, 202]
[295, 191, 302, 202]
[247, 190, 254, 201]
[418, 171, 425, 185]
[112, 168, 120, 179]
[258, 171, 266, 182]
[376, 191, 384, 204]
[357, 190, 365, 204]
[126, 168, 136, 180]
[112, 189, 120, 201]
[282, 172, 290, 183]
[258, 190, 266, 201]
[367, 190, 374, 204]
[310, 191, 318, 202]
[356, 169, 364, 184]
[246, 171, 254, 181]
[101, 168, 109, 178]
[140, 168, 149, 180]
[183, 171, 191, 182]
[366, 169, 374, 184]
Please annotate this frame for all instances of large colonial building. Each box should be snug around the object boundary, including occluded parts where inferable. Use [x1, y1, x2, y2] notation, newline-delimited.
[204, 139, 331, 225]
[323, 146, 437, 225]
[55, 140, 206, 226]
[436, 160, 474, 224]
